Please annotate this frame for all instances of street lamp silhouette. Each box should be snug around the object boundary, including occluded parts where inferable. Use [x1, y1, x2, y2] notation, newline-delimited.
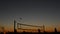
[19, 18, 22, 20]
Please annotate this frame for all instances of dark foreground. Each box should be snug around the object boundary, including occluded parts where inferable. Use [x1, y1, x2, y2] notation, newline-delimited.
[0, 32, 60, 34]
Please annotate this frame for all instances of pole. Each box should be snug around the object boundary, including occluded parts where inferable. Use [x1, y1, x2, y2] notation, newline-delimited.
[14, 20, 16, 33]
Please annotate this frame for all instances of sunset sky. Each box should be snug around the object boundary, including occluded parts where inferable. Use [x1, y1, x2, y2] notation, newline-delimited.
[0, 0, 60, 32]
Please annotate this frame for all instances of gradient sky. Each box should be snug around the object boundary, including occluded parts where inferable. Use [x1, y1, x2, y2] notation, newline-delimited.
[0, 0, 60, 32]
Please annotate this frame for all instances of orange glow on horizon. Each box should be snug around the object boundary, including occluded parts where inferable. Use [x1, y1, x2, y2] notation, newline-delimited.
[0, 25, 60, 32]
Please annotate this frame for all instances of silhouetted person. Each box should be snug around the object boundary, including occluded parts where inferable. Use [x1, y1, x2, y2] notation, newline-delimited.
[22, 31, 26, 34]
[38, 29, 41, 34]
[0, 32, 4, 34]
[55, 28, 57, 32]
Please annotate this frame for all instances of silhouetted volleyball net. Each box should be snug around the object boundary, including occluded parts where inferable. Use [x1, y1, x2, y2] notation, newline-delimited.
[16, 23, 45, 32]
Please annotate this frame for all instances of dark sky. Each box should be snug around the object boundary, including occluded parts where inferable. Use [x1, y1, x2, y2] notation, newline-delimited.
[0, 0, 60, 31]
